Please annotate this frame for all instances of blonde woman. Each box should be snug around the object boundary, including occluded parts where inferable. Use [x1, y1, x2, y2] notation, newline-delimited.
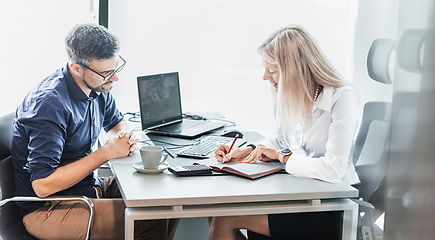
[210, 25, 360, 240]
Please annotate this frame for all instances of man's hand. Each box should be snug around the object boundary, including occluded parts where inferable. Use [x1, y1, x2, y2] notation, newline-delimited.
[103, 130, 137, 159]
[121, 130, 139, 156]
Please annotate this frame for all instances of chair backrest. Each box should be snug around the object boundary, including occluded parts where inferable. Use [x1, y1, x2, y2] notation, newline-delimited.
[0, 112, 15, 200]
[0, 112, 38, 240]
[353, 101, 392, 202]
[353, 102, 392, 165]
[352, 101, 392, 229]
[0, 113, 14, 162]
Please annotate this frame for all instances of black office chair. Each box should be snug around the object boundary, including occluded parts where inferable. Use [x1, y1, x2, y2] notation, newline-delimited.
[0, 113, 94, 240]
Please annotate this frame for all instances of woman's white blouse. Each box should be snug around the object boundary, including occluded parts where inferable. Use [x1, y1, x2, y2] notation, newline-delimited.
[261, 86, 360, 185]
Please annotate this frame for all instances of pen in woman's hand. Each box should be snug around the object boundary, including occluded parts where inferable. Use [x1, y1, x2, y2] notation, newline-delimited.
[222, 134, 239, 163]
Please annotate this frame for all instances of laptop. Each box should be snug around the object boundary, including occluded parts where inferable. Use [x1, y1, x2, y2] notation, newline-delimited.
[137, 72, 226, 138]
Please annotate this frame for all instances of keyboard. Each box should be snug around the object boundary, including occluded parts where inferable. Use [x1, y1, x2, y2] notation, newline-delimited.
[177, 135, 236, 158]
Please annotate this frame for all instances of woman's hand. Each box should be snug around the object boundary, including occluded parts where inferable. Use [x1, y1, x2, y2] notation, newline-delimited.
[241, 144, 280, 164]
[214, 145, 253, 163]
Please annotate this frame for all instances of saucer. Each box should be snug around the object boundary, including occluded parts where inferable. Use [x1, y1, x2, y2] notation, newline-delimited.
[132, 162, 169, 174]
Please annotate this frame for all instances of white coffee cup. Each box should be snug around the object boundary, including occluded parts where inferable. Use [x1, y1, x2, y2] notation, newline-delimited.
[140, 146, 168, 169]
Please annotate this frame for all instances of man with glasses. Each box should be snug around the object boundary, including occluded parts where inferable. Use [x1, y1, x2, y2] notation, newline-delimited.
[11, 23, 179, 239]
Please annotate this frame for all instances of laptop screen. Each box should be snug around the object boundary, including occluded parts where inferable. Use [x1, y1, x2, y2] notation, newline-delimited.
[137, 72, 182, 129]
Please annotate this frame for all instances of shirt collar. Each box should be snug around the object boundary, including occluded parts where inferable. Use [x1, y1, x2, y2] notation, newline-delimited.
[63, 63, 100, 101]
[313, 86, 333, 111]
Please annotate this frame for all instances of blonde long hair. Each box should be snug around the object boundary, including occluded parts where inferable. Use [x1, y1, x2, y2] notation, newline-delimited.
[258, 25, 348, 136]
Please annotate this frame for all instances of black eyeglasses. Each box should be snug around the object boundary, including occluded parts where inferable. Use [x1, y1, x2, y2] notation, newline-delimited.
[81, 55, 126, 82]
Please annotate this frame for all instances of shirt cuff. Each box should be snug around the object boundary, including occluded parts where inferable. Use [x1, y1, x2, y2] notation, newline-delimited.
[285, 153, 314, 177]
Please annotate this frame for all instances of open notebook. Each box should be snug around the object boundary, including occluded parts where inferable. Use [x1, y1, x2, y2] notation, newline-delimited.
[195, 159, 285, 179]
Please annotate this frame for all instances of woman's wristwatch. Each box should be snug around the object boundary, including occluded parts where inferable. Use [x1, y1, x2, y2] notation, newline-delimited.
[279, 148, 292, 163]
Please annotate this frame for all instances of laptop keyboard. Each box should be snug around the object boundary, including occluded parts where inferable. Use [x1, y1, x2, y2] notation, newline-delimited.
[177, 135, 235, 158]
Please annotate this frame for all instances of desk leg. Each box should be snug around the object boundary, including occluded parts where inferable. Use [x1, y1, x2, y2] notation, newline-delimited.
[342, 202, 358, 240]
[125, 208, 135, 240]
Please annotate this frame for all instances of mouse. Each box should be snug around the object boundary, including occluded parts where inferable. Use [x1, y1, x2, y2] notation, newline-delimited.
[221, 130, 243, 138]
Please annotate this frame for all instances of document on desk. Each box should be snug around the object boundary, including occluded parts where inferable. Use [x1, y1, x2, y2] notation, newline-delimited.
[196, 159, 285, 179]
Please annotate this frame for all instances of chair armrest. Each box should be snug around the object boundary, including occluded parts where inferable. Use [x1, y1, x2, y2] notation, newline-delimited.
[351, 198, 375, 210]
[0, 196, 94, 240]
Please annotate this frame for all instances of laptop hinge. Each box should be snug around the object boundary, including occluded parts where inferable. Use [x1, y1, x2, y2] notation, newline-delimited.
[146, 119, 183, 129]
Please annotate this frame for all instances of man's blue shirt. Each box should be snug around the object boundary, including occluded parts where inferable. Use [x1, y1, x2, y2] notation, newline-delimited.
[11, 63, 124, 216]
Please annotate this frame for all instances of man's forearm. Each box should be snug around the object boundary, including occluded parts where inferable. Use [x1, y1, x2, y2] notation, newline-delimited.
[32, 121, 136, 197]
[31, 147, 110, 198]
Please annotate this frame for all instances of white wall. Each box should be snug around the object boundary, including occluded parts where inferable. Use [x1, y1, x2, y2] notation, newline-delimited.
[0, 0, 94, 117]
[108, 0, 358, 136]
[0, 0, 361, 137]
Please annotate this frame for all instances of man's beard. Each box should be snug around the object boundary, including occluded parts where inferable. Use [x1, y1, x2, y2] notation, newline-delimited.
[83, 77, 113, 93]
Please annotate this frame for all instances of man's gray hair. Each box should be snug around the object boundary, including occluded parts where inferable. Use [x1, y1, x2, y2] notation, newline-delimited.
[65, 23, 119, 66]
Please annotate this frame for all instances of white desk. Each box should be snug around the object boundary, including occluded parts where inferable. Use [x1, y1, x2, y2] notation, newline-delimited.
[110, 151, 358, 240]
